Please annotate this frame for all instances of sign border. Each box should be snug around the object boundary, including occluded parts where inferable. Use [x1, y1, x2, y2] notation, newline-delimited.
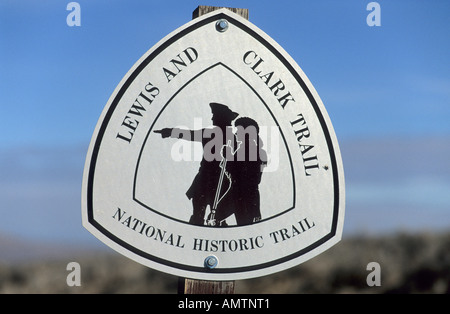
[83, 9, 344, 277]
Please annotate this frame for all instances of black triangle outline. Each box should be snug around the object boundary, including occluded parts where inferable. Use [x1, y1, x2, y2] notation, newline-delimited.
[133, 62, 296, 226]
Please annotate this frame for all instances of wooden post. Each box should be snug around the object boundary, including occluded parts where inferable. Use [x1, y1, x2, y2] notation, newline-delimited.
[179, 278, 235, 294]
[179, 6, 249, 294]
[192, 5, 249, 20]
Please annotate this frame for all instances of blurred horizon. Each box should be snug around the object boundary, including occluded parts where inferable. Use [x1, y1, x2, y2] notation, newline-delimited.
[1, 135, 449, 250]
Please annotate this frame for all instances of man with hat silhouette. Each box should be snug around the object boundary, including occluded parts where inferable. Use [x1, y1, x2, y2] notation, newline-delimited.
[155, 102, 239, 225]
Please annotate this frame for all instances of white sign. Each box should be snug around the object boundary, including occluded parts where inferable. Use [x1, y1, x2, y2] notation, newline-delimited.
[82, 9, 345, 280]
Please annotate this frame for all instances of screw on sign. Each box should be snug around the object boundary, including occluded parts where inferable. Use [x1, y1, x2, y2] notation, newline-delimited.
[204, 256, 218, 269]
[216, 19, 229, 32]
[81, 6, 345, 294]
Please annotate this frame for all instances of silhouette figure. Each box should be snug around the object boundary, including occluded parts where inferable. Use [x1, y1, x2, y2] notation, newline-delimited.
[155, 105, 267, 226]
[155, 103, 238, 226]
[229, 117, 267, 225]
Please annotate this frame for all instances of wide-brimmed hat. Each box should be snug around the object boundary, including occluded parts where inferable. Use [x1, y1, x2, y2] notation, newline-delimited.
[210, 102, 239, 121]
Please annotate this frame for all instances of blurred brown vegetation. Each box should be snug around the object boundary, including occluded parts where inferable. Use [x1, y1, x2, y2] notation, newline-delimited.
[1, 231, 449, 294]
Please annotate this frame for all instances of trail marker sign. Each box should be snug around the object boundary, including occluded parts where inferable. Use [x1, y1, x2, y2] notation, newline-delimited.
[82, 8, 345, 281]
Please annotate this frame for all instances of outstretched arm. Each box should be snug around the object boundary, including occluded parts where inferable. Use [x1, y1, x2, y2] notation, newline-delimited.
[154, 128, 203, 141]
[153, 128, 173, 138]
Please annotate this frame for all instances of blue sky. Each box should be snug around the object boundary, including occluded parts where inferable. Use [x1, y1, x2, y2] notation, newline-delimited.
[0, 0, 449, 246]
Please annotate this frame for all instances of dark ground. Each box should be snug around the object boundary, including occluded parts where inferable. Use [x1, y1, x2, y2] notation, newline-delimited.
[0, 231, 449, 294]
